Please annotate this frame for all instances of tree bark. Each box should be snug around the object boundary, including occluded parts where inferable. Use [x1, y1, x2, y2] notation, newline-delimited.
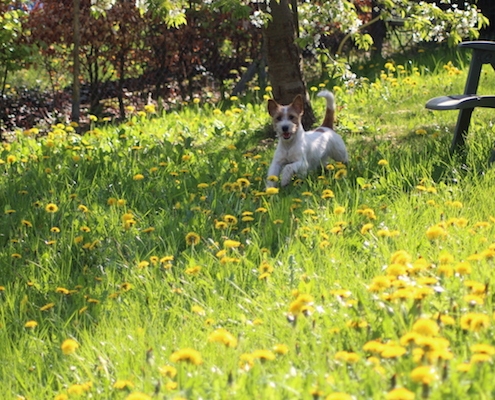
[71, 0, 81, 124]
[264, 0, 315, 129]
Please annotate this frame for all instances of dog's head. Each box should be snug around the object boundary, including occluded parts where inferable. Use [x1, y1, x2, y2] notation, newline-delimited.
[267, 94, 304, 141]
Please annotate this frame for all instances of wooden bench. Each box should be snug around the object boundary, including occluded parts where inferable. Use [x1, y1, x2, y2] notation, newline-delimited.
[425, 41, 495, 160]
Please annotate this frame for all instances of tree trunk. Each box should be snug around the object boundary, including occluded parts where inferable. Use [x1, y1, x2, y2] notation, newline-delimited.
[367, 0, 386, 58]
[264, 0, 315, 129]
[71, 0, 81, 124]
[117, 52, 126, 120]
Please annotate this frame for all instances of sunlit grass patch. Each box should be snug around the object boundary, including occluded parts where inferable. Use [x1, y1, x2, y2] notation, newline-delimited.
[2, 56, 495, 398]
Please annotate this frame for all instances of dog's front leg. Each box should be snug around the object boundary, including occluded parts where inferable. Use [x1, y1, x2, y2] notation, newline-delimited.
[266, 161, 283, 188]
[280, 161, 306, 187]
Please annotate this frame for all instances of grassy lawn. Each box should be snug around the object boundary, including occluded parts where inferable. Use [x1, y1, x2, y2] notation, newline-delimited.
[2, 51, 495, 399]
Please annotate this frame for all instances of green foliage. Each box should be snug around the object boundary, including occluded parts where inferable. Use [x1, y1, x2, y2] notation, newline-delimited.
[297, 0, 487, 55]
[3, 54, 495, 398]
[0, 2, 32, 93]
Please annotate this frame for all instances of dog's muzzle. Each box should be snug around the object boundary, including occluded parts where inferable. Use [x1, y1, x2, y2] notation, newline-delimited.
[282, 126, 291, 140]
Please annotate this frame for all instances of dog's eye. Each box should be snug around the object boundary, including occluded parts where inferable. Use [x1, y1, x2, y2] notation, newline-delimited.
[276, 116, 282, 121]
[289, 115, 295, 120]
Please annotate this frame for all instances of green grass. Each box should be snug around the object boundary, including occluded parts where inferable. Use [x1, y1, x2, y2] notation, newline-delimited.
[2, 53, 495, 400]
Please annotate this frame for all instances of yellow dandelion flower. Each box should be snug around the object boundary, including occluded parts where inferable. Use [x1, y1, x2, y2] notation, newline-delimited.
[438, 252, 454, 265]
[224, 239, 241, 249]
[385, 387, 415, 400]
[455, 261, 471, 275]
[169, 348, 203, 365]
[45, 203, 59, 213]
[471, 353, 492, 364]
[363, 340, 386, 354]
[215, 220, 228, 229]
[185, 232, 201, 246]
[125, 392, 152, 400]
[461, 313, 490, 331]
[367, 275, 392, 292]
[360, 208, 377, 220]
[380, 343, 407, 358]
[360, 223, 373, 235]
[449, 200, 463, 208]
[24, 320, 38, 329]
[438, 314, 455, 326]
[457, 362, 472, 372]
[113, 380, 135, 390]
[61, 338, 79, 355]
[410, 365, 438, 384]
[378, 159, 389, 166]
[158, 365, 177, 378]
[471, 344, 495, 355]
[266, 187, 279, 195]
[144, 104, 156, 113]
[67, 384, 86, 396]
[40, 302, 56, 311]
[191, 305, 205, 315]
[273, 344, 289, 355]
[412, 318, 439, 337]
[335, 351, 360, 363]
[289, 294, 314, 316]
[208, 328, 238, 348]
[400, 332, 421, 347]
[185, 266, 201, 275]
[426, 225, 447, 240]
[223, 214, 238, 224]
[251, 349, 276, 361]
[386, 263, 407, 277]
[437, 264, 453, 277]
[321, 189, 334, 199]
[334, 169, 347, 179]
[78, 204, 89, 213]
[74, 235, 84, 244]
[334, 206, 345, 215]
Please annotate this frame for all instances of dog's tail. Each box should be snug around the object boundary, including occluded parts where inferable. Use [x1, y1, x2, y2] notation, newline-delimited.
[317, 90, 335, 130]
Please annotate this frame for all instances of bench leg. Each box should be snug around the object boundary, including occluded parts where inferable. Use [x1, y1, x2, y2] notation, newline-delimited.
[490, 147, 495, 164]
[450, 108, 474, 153]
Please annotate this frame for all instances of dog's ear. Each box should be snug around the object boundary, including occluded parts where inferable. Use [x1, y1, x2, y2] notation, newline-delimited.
[267, 99, 280, 117]
[291, 94, 304, 115]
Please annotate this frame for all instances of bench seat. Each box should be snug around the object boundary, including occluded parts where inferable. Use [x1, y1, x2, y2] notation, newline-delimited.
[426, 95, 495, 110]
[425, 41, 495, 155]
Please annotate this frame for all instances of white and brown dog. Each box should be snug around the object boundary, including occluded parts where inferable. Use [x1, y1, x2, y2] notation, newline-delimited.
[266, 90, 348, 188]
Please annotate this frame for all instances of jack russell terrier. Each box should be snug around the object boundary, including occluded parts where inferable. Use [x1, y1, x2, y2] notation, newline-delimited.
[266, 90, 348, 188]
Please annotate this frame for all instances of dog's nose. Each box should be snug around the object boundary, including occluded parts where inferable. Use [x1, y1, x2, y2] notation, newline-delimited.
[282, 125, 289, 132]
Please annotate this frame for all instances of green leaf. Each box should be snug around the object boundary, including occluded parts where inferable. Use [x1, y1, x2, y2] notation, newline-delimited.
[165, 10, 187, 28]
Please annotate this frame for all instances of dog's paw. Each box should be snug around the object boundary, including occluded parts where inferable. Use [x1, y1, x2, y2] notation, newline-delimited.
[266, 175, 279, 187]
